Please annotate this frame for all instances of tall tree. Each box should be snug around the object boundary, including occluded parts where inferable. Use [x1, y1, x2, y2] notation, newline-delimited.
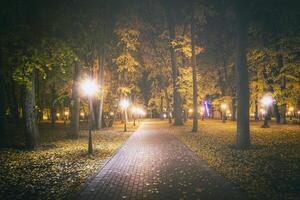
[164, 0, 183, 125]
[235, 0, 250, 148]
[70, 62, 80, 138]
[191, 3, 198, 132]
[24, 71, 39, 149]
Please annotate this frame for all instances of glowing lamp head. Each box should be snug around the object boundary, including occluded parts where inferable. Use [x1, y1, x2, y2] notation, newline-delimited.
[261, 95, 274, 107]
[80, 112, 84, 117]
[221, 103, 227, 110]
[288, 107, 294, 112]
[120, 99, 130, 109]
[81, 79, 98, 96]
[64, 111, 69, 116]
[188, 108, 193, 113]
[163, 113, 167, 118]
[56, 113, 60, 117]
[132, 107, 138, 113]
[200, 106, 205, 112]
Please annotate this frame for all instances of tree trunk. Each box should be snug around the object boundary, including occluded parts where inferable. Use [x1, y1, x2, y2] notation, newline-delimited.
[165, 5, 183, 125]
[280, 62, 287, 124]
[24, 71, 39, 149]
[273, 104, 280, 124]
[0, 58, 6, 137]
[160, 96, 164, 119]
[235, 1, 250, 149]
[163, 86, 172, 124]
[231, 95, 237, 121]
[254, 98, 259, 121]
[191, 5, 198, 132]
[9, 80, 20, 126]
[50, 83, 56, 127]
[97, 54, 105, 129]
[70, 62, 80, 138]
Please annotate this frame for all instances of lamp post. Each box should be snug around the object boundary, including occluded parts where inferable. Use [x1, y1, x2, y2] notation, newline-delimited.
[261, 95, 274, 128]
[220, 103, 227, 123]
[81, 79, 98, 155]
[120, 99, 130, 132]
[132, 107, 137, 126]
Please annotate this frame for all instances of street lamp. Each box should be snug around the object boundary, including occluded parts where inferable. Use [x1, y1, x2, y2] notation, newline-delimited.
[288, 107, 294, 120]
[261, 95, 274, 128]
[220, 103, 227, 123]
[64, 111, 69, 125]
[81, 79, 98, 155]
[188, 108, 193, 119]
[132, 107, 138, 126]
[200, 106, 205, 120]
[120, 99, 130, 132]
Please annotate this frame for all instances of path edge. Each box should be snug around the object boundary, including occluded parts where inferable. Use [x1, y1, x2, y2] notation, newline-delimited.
[168, 125, 250, 199]
[69, 124, 142, 200]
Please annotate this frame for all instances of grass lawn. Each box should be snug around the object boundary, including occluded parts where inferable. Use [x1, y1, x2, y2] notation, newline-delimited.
[0, 121, 137, 200]
[171, 119, 300, 200]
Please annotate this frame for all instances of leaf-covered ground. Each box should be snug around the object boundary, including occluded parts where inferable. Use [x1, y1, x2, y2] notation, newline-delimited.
[171, 120, 300, 200]
[0, 122, 136, 200]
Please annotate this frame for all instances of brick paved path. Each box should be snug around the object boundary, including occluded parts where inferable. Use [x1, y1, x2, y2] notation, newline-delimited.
[75, 121, 247, 200]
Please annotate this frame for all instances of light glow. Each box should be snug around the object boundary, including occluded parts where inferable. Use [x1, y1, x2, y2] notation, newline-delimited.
[120, 99, 130, 109]
[220, 103, 227, 110]
[261, 95, 274, 107]
[260, 108, 265, 115]
[81, 79, 98, 96]
[200, 106, 205, 112]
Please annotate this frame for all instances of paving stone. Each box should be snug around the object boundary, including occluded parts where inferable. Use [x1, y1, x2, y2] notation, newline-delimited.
[74, 121, 247, 200]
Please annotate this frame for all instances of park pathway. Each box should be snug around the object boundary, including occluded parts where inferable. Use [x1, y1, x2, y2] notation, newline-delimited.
[75, 120, 247, 200]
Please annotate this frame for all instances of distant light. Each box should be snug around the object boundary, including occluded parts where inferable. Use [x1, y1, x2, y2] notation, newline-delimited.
[226, 110, 231, 114]
[132, 107, 138, 113]
[200, 106, 205, 112]
[288, 107, 294, 112]
[56, 113, 60, 117]
[120, 99, 130, 109]
[80, 112, 85, 117]
[81, 79, 98, 96]
[109, 112, 114, 116]
[188, 108, 193, 113]
[261, 95, 274, 107]
[220, 103, 227, 110]
[163, 113, 167, 118]
[297, 110, 300, 115]
[260, 108, 265, 115]
[64, 111, 69, 116]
